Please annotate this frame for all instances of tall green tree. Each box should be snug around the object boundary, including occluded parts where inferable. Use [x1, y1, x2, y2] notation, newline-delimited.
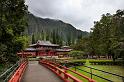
[32, 34, 35, 44]
[91, 10, 124, 61]
[0, 0, 28, 64]
[73, 10, 124, 61]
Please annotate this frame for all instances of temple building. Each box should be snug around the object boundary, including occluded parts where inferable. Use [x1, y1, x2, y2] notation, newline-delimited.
[56, 46, 72, 58]
[17, 40, 72, 58]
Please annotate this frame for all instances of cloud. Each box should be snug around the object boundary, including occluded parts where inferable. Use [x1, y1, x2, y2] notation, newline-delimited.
[25, 0, 124, 32]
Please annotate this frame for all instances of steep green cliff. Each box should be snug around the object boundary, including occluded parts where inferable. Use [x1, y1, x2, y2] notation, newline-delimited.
[25, 13, 89, 45]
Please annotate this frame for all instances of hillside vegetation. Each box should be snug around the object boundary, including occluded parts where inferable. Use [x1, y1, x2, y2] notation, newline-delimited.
[25, 13, 89, 45]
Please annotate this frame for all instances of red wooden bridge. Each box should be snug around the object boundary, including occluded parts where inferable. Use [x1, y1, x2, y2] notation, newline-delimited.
[8, 59, 96, 82]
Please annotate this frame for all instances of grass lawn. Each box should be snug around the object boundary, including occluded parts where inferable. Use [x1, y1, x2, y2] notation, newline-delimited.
[68, 60, 124, 82]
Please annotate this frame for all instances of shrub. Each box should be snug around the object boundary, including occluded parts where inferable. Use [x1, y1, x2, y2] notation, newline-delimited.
[60, 60, 86, 67]
[89, 60, 124, 65]
[68, 50, 84, 59]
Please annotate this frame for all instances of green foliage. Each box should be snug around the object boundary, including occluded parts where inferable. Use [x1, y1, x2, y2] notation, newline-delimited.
[90, 10, 124, 61]
[71, 10, 124, 61]
[71, 37, 91, 52]
[26, 13, 89, 45]
[32, 34, 35, 44]
[69, 50, 84, 59]
[30, 29, 64, 45]
[13, 36, 29, 52]
[0, 0, 28, 64]
[52, 30, 56, 44]
[88, 60, 124, 65]
[0, 44, 7, 63]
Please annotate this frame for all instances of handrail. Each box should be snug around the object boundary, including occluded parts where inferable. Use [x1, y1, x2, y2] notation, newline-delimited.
[8, 60, 28, 82]
[82, 65, 124, 82]
[84, 65, 124, 78]
[68, 65, 124, 82]
[76, 67, 113, 82]
[39, 60, 96, 82]
[39, 60, 82, 82]
[46, 60, 96, 82]
[0, 61, 20, 82]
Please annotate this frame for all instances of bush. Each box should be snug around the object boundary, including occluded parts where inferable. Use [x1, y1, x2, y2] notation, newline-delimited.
[60, 59, 124, 67]
[68, 50, 84, 59]
[89, 60, 124, 65]
[60, 60, 86, 67]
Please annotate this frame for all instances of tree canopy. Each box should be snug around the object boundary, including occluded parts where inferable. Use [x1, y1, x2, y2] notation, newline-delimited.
[72, 10, 124, 61]
[0, 0, 28, 64]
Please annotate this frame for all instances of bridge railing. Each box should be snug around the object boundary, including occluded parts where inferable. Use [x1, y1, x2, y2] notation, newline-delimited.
[47, 60, 96, 82]
[39, 60, 96, 82]
[74, 65, 124, 82]
[8, 60, 28, 82]
[0, 61, 19, 82]
[39, 60, 82, 82]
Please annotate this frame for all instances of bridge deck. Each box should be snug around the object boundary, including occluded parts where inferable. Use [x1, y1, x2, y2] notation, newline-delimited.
[21, 61, 63, 82]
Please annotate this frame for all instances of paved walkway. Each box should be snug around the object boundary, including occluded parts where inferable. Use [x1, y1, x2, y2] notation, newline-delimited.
[21, 61, 63, 82]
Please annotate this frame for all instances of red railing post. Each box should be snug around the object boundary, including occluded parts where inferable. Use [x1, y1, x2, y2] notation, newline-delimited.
[9, 60, 28, 82]
[58, 70, 61, 75]
[39, 59, 96, 82]
[89, 79, 96, 82]
[64, 73, 68, 80]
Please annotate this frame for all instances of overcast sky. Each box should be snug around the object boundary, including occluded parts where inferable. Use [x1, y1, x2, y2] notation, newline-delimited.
[25, 0, 124, 32]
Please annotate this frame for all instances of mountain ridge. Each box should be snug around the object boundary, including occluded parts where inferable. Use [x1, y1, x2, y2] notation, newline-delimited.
[25, 13, 89, 45]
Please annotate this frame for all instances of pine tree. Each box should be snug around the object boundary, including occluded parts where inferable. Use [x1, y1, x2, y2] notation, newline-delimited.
[52, 30, 56, 44]
[32, 34, 35, 44]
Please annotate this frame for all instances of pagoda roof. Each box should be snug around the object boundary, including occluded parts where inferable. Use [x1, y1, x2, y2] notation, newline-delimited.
[29, 40, 59, 47]
[24, 48, 37, 51]
[62, 46, 70, 48]
[56, 49, 72, 52]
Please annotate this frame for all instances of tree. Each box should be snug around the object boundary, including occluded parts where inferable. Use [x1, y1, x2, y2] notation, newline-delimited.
[0, 0, 28, 64]
[32, 34, 35, 44]
[52, 30, 56, 44]
[90, 10, 124, 61]
[69, 50, 84, 59]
